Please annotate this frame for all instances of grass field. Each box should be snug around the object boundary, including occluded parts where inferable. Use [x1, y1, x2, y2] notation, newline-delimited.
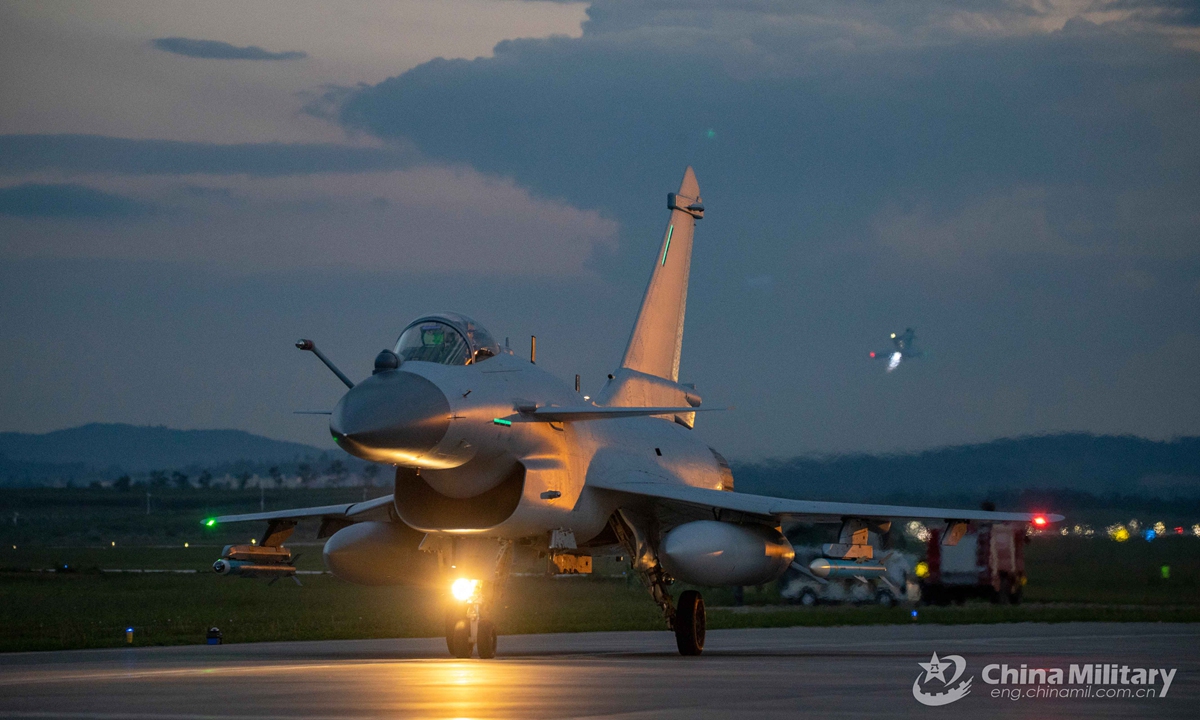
[2, 536, 1198, 653]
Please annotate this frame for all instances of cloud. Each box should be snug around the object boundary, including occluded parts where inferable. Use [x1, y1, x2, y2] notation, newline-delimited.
[335, 0, 1200, 276]
[152, 37, 307, 61]
[0, 183, 150, 219]
[0, 168, 617, 275]
[0, 135, 418, 177]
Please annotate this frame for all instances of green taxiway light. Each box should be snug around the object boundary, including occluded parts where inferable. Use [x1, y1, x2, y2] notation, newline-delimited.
[493, 418, 512, 426]
[661, 225, 674, 266]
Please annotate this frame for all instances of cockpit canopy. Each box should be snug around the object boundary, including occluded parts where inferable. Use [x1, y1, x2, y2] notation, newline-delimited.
[394, 312, 500, 366]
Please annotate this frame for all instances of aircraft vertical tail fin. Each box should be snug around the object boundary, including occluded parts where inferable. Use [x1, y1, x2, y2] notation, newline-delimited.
[619, 167, 703, 382]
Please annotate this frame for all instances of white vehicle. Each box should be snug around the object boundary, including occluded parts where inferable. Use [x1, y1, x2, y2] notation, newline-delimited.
[209, 168, 1060, 657]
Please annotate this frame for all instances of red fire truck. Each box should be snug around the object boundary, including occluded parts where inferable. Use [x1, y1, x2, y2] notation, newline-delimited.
[919, 522, 1026, 605]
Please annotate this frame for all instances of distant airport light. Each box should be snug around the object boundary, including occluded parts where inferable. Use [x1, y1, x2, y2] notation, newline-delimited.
[184, 543, 189, 548]
[250, 538, 257, 545]
[914, 561, 930, 579]
[1145, 529, 1156, 541]
[1032, 516, 1048, 528]
[111, 541, 115, 547]
[125, 627, 134, 644]
[451, 578, 481, 603]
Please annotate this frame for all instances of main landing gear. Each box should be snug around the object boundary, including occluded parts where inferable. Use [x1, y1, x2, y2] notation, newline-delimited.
[674, 589, 706, 656]
[642, 562, 706, 656]
[610, 512, 707, 656]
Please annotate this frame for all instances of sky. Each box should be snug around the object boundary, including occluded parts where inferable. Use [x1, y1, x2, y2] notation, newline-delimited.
[1, 0, 1198, 460]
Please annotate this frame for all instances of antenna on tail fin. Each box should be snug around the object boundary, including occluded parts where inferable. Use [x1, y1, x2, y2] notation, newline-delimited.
[619, 167, 704, 382]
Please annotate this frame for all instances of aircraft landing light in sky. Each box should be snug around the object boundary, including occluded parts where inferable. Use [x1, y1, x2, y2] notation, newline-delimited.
[209, 169, 1059, 657]
[870, 327, 922, 372]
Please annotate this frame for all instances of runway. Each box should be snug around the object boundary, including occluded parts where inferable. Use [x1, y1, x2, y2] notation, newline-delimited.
[1, 623, 1196, 719]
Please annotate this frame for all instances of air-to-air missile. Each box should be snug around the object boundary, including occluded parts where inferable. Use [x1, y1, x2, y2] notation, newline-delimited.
[212, 544, 296, 578]
[808, 558, 888, 580]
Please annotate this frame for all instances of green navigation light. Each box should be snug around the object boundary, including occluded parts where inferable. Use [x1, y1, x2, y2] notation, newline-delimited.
[493, 418, 512, 426]
[204, 518, 216, 527]
[661, 225, 674, 266]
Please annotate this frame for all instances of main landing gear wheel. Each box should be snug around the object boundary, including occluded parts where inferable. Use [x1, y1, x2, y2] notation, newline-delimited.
[447, 618, 473, 658]
[476, 619, 497, 659]
[674, 590, 706, 656]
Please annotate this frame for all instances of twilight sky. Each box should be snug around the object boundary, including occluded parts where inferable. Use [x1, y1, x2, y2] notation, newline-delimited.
[1, 0, 1198, 460]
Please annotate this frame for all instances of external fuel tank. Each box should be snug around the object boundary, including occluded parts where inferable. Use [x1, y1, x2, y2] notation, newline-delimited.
[659, 520, 794, 587]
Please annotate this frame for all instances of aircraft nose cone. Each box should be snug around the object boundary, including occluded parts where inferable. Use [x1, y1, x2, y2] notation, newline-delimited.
[330, 371, 451, 464]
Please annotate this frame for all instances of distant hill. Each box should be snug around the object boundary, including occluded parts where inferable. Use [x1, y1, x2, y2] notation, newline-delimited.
[732, 433, 1200, 502]
[0, 423, 325, 482]
[3, 426, 1197, 500]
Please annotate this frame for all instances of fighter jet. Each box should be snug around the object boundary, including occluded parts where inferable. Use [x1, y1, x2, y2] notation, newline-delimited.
[870, 328, 922, 372]
[209, 168, 1059, 657]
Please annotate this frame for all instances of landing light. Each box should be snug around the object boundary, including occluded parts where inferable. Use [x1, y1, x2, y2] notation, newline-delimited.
[451, 578, 481, 603]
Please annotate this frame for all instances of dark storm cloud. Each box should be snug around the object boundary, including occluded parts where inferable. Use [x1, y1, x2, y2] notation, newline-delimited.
[338, 14, 1200, 233]
[0, 135, 418, 176]
[0, 183, 150, 218]
[152, 37, 307, 61]
[1111, 0, 1200, 26]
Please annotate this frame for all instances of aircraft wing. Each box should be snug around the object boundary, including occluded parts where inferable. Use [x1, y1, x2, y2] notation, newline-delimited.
[212, 494, 393, 524]
[591, 476, 1061, 524]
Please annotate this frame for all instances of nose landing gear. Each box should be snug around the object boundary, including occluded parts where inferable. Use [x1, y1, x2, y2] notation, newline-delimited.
[446, 603, 498, 659]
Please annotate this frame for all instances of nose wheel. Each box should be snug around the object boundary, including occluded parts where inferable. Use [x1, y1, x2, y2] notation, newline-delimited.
[445, 604, 498, 659]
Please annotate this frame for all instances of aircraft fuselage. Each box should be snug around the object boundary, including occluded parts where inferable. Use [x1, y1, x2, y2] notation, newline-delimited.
[330, 351, 725, 543]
